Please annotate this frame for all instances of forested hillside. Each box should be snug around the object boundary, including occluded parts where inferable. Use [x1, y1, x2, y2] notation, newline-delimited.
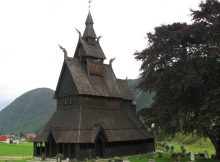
[0, 88, 56, 134]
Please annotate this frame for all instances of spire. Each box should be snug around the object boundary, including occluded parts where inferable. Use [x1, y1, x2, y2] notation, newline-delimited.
[83, 12, 97, 39]
[73, 10, 106, 60]
[85, 12, 94, 25]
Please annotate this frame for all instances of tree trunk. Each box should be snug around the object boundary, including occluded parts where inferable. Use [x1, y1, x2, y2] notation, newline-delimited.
[209, 136, 220, 160]
[215, 143, 220, 160]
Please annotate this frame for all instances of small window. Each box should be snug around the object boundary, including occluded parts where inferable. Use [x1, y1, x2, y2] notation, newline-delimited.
[64, 97, 67, 105]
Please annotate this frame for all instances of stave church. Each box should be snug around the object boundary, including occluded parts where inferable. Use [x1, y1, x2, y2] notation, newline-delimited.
[34, 11, 154, 160]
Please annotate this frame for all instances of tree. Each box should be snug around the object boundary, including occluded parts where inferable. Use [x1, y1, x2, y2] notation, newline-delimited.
[135, 0, 220, 159]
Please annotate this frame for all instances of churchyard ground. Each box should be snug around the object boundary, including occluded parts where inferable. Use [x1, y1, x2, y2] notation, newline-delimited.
[0, 140, 218, 162]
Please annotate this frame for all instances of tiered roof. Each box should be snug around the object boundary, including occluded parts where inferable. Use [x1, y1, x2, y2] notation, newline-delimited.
[35, 12, 152, 144]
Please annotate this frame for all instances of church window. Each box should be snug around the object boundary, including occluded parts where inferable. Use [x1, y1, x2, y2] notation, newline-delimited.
[64, 97, 67, 105]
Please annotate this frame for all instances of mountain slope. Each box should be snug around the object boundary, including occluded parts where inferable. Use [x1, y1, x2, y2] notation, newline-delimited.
[127, 79, 154, 111]
[0, 88, 56, 134]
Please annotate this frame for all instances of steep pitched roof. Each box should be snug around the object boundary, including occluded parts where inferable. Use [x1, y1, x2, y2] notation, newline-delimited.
[74, 12, 106, 60]
[117, 79, 134, 101]
[34, 106, 151, 143]
[83, 12, 96, 39]
[79, 38, 106, 59]
[54, 58, 135, 100]
[55, 58, 127, 99]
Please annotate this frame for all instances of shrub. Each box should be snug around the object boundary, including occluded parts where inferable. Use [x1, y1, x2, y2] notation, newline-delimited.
[181, 148, 186, 157]
[158, 152, 162, 157]
[158, 143, 162, 147]
[211, 154, 215, 159]
[198, 153, 205, 157]
[162, 142, 166, 148]
[9, 138, 13, 144]
[180, 145, 185, 151]
[171, 153, 177, 159]
[56, 154, 64, 162]
[165, 145, 170, 152]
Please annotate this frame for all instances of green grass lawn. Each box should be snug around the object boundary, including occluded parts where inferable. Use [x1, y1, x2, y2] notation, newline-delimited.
[158, 134, 216, 156]
[0, 142, 33, 155]
[163, 141, 215, 156]
[0, 142, 33, 161]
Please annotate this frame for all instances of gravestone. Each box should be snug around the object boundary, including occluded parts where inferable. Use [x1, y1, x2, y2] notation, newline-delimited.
[57, 157, 61, 162]
[121, 156, 130, 162]
[72, 158, 77, 162]
[190, 152, 195, 161]
[204, 150, 209, 159]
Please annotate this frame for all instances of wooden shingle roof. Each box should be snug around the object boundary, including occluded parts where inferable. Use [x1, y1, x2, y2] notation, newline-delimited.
[54, 58, 133, 100]
[117, 79, 134, 101]
[79, 38, 106, 59]
[83, 12, 96, 39]
[35, 106, 151, 143]
[74, 12, 106, 60]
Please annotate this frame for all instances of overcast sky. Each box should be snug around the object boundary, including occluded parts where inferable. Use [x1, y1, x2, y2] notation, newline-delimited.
[0, 0, 201, 110]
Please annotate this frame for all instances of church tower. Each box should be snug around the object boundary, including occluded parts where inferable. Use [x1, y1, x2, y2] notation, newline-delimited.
[34, 12, 154, 160]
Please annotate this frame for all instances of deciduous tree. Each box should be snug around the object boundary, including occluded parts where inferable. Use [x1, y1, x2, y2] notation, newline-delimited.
[135, 0, 220, 159]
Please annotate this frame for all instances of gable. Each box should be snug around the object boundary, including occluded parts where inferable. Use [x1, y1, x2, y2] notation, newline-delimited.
[54, 62, 79, 98]
[74, 38, 106, 60]
[117, 79, 134, 101]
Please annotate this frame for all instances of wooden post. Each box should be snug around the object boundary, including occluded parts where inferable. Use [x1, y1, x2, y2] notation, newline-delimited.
[62, 143, 64, 155]
[45, 142, 47, 156]
[40, 142, 42, 156]
[33, 142, 37, 156]
[49, 142, 52, 157]
[75, 144, 80, 160]
[68, 143, 71, 158]
[57, 143, 59, 155]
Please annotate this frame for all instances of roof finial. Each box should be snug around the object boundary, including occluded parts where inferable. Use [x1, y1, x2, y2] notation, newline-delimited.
[75, 28, 81, 37]
[58, 44, 68, 59]
[109, 57, 116, 67]
[88, 0, 93, 12]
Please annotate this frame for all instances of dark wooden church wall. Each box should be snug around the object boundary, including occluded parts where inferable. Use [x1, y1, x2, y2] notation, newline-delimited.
[57, 95, 80, 109]
[76, 139, 155, 160]
[34, 140, 154, 160]
[81, 96, 122, 109]
[56, 66, 80, 109]
[121, 100, 134, 109]
[103, 140, 154, 158]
